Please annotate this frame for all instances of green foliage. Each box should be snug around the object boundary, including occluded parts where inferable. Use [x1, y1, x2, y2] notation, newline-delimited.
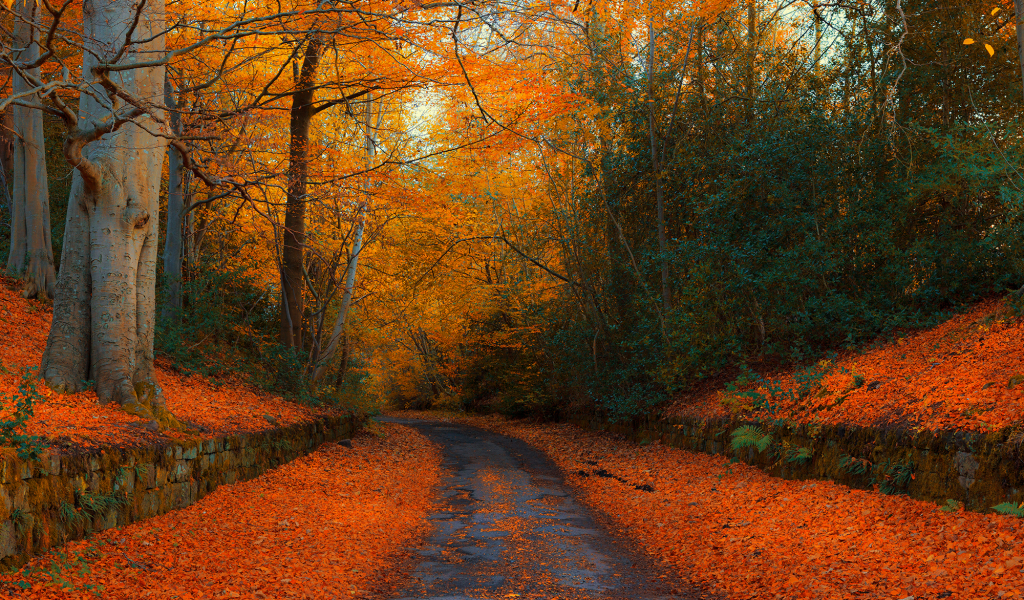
[722, 360, 835, 416]
[77, 489, 129, 517]
[487, 0, 1024, 419]
[156, 258, 312, 398]
[730, 425, 774, 453]
[876, 458, 916, 495]
[58, 500, 83, 527]
[941, 499, 964, 513]
[10, 507, 28, 534]
[0, 366, 48, 459]
[992, 502, 1024, 517]
[781, 443, 813, 465]
[839, 454, 873, 476]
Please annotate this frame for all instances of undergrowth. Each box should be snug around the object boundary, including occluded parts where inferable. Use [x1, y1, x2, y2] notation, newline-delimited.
[0, 364, 48, 459]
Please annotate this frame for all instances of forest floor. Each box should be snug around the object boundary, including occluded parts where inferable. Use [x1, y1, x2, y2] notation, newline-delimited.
[0, 423, 441, 599]
[666, 297, 1024, 433]
[422, 412, 1024, 600]
[0, 276, 325, 451]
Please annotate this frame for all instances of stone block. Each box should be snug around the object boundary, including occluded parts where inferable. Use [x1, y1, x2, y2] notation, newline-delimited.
[956, 451, 980, 490]
[174, 461, 192, 482]
[99, 509, 117, 531]
[47, 454, 60, 477]
[117, 470, 135, 496]
[155, 465, 169, 488]
[0, 520, 16, 559]
[139, 491, 160, 520]
[182, 446, 198, 460]
[0, 459, 12, 485]
[11, 483, 28, 512]
[141, 463, 156, 489]
[0, 487, 10, 520]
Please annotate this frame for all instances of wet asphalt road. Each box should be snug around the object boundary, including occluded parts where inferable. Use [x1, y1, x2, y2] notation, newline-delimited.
[383, 417, 694, 600]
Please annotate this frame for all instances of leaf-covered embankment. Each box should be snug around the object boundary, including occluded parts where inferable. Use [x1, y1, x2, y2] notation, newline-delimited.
[670, 298, 1024, 433]
[0, 276, 324, 450]
[455, 415, 1024, 600]
[0, 424, 440, 599]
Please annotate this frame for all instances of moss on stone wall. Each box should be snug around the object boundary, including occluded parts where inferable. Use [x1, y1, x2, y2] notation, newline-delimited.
[569, 413, 1024, 514]
[0, 414, 362, 568]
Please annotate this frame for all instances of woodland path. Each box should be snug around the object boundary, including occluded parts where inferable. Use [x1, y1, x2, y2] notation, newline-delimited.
[383, 417, 695, 600]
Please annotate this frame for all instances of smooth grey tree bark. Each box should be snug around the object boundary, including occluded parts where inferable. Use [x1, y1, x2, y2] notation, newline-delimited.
[6, 0, 55, 300]
[311, 97, 373, 383]
[161, 75, 184, 320]
[41, 0, 180, 429]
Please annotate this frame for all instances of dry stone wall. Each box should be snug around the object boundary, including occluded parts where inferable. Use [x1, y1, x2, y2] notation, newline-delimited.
[0, 414, 361, 568]
[568, 413, 1024, 513]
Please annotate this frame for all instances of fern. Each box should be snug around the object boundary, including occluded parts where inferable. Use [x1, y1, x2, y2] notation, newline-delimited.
[59, 501, 84, 526]
[876, 458, 915, 495]
[783, 445, 813, 464]
[992, 502, 1024, 517]
[78, 490, 129, 516]
[730, 425, 774, 453]
[940, 499, 963, 513]
[839, 454, 872, 475]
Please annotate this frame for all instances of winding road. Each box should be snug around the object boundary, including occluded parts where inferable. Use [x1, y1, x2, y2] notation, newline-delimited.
[384, 417, 696, 600]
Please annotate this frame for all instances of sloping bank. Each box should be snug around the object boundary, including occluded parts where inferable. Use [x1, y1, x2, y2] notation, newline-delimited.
[0, 412, 362, 568]
[567, 411, 1024, 512]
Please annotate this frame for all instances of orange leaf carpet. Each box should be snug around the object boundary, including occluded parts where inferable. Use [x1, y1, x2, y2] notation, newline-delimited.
[452, 415, 1024, 600]
[0, 424, 441, 599]
[0, 277, 323, 450]
[667, 298, 1024, 433]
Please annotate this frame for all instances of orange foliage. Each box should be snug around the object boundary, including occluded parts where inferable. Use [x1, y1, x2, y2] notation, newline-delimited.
[457, 415, 1024, 600]
[0, 277, 321, 450]
[669, 299, 1024, 433]
[0, 424, 441, 599]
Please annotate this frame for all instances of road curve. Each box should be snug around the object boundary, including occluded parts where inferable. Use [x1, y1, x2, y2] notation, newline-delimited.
[383, 417, 696, 600]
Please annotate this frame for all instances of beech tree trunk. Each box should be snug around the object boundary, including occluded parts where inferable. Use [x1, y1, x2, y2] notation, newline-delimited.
[6, 0, 55, 299]
[42, 0, 179, 429]
[162, 75, 184, 320]
[280, 36, 323, 350]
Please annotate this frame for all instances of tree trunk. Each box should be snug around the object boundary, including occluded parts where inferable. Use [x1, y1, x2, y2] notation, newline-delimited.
[812, 2, 822, 72]
[0, 111, 14, 212]
[6, 0, 55, 300]
[647, 21, 671, 312]
[161, 75, 184, 320]
[280, 36, 323, 350]
[746, 0, 757, 118]
[42, 0, 179, 429]
[1015, 0, 1024, 98]
[311, 97, 372, 383]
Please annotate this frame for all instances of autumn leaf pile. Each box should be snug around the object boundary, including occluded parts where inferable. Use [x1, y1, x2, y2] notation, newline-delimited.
[0, 277, 321, 449]
[0, 424, 441, 599]
[458, 415, 1024, 600]
[668, 298, 1024, 432]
